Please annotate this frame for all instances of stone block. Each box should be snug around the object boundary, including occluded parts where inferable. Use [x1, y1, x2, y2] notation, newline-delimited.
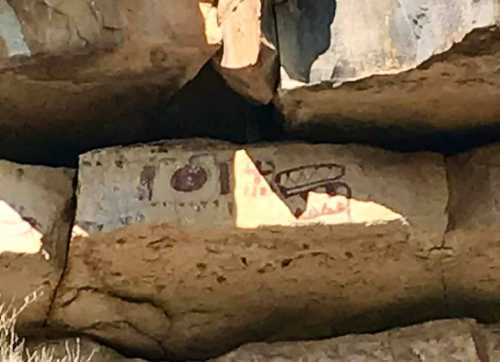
[50, 140, 448, 360]
[0, 160, 74, 331]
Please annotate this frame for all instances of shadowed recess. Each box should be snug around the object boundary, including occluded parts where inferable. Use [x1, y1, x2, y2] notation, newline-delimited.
[275, 0, 336, 82]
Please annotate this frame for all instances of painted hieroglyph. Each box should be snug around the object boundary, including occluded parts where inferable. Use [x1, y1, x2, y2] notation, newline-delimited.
[234, 150, 403, 229]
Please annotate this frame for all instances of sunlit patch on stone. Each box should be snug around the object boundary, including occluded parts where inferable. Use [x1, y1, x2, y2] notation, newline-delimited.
[72, 225, 90, 239]
[199, 1, 222, 45]
[0, 200, 42, 254]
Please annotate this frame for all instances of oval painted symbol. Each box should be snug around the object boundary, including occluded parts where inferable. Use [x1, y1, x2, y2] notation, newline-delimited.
[171, 165, 208, 192]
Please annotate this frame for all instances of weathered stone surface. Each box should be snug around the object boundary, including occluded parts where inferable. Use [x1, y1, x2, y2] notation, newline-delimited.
[211, 319, 486, 361]
[25, 319, 500, 361]
[483, 323, 500, 360]
[445, 143, 500, 321]
[1, 0, 219, 70]
[0, 0, 121, 64]
[0, 160, 74, 331]
[49, 140, 448, 360]
[27, 337, 152, 362]
[274, 0, 500, 136]
[212, 0, 279, 103]
[0, 0, 221, 165]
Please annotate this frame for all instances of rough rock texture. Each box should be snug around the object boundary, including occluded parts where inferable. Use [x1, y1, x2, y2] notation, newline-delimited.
[446, 143, 500, 322]
[0, 0, 221, 165]
[1, 1, 500, 361]
[27, 337, 152, 362]
[0, 0, 122, 64]
[149, 64, 276, 145]
[274, 0, 500, 140]
[22, 319, 500, 361]
[1, 0, 220, 73]
[0, 160, 74, 332]
[1, 0, 500, 166]
[49, 139, 448, 360]
[212, 0, 279, 104]
[211, 319, 499, 361]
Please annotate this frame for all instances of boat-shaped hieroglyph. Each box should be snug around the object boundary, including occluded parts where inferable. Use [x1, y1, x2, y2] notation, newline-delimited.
[234, 150, 403, 229]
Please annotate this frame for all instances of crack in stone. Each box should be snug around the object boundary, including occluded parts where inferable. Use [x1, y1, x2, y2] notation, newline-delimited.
[470, 325, 490, 362]
[385, 332, 398, 362]
[59, 286, 173, 358]
[61, 286, 172, 324]
[80, 320, 167, 357]
[439, 266, 450, 314]
[44, 181, 78, 327]
[79, 320, 173, 358]
[266, 0, 283, 97]
[438, 155, 454, 315]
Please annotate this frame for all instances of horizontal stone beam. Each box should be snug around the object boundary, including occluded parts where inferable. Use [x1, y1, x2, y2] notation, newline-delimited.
[0, 160, 74, 331]
[274, 0, 500, 135]
[49, 139, 449, 360]
[5, 140, 500, 360]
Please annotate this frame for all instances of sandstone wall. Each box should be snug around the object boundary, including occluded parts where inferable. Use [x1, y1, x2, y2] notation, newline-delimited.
[1, 140, 500, 360]
[1, 1, 500, 361]
[49, 140, 448, 359]
[1, 0, 499, 165]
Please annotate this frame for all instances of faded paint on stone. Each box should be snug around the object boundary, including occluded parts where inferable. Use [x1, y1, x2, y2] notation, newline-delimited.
[0, 0, 31, 57]
[75, 141, 235, 233]
[74, 140, 443, 240]
[234, 149, 402, 228]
